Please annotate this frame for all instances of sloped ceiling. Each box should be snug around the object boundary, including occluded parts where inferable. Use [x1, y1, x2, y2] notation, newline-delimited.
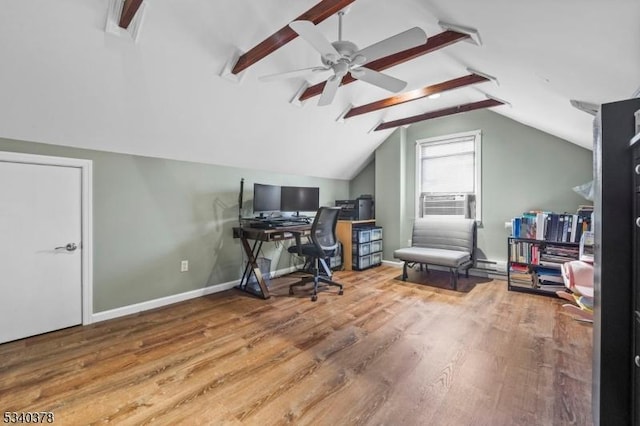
[0, 0, 637, 180]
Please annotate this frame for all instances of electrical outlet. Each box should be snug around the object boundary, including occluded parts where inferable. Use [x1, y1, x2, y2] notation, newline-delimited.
[180, 260, 189, 272]
[408, 239, 412, 246]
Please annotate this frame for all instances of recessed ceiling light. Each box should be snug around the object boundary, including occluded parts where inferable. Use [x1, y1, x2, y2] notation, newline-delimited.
[427, 93, 441, 99]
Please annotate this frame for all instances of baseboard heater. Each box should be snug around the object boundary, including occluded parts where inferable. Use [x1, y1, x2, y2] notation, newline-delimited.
[473, 259, 507, 276]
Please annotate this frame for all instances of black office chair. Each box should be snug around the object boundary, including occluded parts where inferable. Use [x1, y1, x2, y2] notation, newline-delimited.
[288, 206, 344, 301]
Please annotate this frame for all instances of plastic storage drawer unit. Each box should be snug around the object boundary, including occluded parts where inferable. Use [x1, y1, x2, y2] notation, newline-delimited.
[370, 227, 383, 241]
[353, 254, 372, 270]
[352, 242, 371, 256]
[352, 228, 371, 243]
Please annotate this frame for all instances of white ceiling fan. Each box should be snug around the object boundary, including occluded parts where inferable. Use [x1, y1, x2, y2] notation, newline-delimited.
[259, 10, 428, 106]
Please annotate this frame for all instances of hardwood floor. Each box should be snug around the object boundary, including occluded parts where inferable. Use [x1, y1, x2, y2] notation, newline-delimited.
[0, 266, 593, 425]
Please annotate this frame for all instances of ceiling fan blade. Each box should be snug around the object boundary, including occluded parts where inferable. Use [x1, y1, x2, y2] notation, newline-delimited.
[259, 66, 330, 82]
[318, 75, 341, 106]
[354, 27, 427, 65]
[289, 20, 340, 61]
[350, 68, 407, 92]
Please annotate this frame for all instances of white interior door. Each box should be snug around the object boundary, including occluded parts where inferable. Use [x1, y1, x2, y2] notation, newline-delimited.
[0, 160, 83, 343]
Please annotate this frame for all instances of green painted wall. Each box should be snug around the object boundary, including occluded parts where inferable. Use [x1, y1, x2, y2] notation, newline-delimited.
[349, 158, 375, 199]
[374, 109, 593, 263]
[374, 128, 409, 260]
[0, 137, 349, 312]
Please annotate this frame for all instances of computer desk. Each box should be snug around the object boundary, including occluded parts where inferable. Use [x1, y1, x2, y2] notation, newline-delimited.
[232, 223, 312, 299]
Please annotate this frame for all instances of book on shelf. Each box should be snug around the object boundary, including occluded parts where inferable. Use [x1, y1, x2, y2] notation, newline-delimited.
[510, 272, 532, 282]
[537, 274, 564, 284]
[510, 263, 528, 272]
[579, 231, 594, 263]
[531, 272, 565, 290]
[538, 261, 562, 269]
[535, 266, 562, 275]
[536, 283, 566, 292]
[511, 210, 592, 243]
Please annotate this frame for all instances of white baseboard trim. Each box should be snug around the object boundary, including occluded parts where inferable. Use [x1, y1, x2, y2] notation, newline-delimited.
[90, 264, 304, 324]
[382, 260, 403, 268]
[91, 280, 239, 323]
[270, 265, 301, 277]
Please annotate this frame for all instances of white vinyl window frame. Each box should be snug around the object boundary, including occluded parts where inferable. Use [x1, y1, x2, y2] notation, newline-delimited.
[415, 130, 482, 222]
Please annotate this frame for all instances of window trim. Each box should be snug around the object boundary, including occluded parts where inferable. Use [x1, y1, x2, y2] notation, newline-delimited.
[415, 130, 482, 222]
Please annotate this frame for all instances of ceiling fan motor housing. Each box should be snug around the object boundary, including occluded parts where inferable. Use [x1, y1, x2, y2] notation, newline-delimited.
[321, 40, 359, 65]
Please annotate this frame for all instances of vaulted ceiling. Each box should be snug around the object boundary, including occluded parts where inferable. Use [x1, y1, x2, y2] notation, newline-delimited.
[0, 0, 637, 179]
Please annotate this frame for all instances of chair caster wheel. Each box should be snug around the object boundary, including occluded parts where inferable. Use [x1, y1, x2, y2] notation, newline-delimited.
[289, 288, 294, 295]
[311, 295, 317, 302]
[338, 290, 344, 295]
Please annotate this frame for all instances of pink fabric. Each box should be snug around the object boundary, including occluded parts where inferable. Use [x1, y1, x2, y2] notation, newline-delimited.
[561, 260, 594, 298]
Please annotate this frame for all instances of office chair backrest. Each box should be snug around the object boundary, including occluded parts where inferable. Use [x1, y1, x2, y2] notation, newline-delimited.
[311, 207, 340, 254]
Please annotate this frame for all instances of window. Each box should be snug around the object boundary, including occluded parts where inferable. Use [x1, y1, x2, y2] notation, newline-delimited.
[415, 130, 481, 220]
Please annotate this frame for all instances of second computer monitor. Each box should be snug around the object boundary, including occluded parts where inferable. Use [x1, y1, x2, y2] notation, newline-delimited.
[280, 186, 319, 215]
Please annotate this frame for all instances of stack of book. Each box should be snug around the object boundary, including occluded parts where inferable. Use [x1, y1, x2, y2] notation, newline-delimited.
[532, 267, 565, 291]
[540, 244, 580, 267]
[509, 263, 531, 283]
[511, 209, 593, 242]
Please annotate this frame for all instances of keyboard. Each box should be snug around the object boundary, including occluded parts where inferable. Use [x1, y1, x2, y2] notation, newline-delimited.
[248, 221, 276, 229]
[273, 221, 305, 227]
[248, 220, 306, 229]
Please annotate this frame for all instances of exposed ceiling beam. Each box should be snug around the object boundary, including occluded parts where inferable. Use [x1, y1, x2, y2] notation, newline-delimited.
[299, 30, 470, 102]
[375, 98, 504, 131]
[570, 100, 599, 116]
[231, 0, 357, 75]
[119, 0, 144, 29]
[344, 74, 489, 119]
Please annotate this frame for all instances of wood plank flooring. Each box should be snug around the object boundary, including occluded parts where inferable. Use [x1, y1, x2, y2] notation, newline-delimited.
[0, 266, 593, 425]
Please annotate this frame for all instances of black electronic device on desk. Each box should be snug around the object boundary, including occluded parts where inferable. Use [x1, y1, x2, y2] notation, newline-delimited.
[255, 221, 299, 229]
[281, 186, 320, 218]
[248, 221, 277, 229]
[252, 183, 281, 219]
[335, 195, 375, 220]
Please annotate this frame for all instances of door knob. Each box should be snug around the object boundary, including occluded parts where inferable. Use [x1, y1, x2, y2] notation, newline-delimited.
[55, 243, 77, 251]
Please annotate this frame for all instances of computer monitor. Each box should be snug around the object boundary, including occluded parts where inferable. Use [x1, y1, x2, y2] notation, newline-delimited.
[280, 186, 320, 215]
[253, 183, 281, 217]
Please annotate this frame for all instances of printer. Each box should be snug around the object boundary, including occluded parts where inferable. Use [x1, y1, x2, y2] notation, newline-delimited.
[335, 195, 374, 221]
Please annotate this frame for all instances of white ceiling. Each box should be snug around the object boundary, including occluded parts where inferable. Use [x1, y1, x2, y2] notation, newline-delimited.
[0, 0, 637, 179]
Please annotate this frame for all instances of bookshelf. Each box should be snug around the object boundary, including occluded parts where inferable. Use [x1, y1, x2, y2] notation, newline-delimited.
[507, 237, 579, 297]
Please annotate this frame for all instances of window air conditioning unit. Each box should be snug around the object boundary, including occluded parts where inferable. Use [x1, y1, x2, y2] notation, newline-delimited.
[420, 193, 472, 218]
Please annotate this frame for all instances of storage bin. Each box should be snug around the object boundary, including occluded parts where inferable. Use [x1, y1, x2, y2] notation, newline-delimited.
[370, 240, 383, 253]
[371, 252, 382, 266]
[352, 242, 371, 256]
[352, 228, 371, 243]
[327, 242, 342, 270]
[370, 227, 383, 241]
[353, 254, 372, 270]
[246, 257, 271, 292]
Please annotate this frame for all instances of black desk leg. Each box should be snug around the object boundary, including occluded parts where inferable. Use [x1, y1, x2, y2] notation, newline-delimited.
[240, 239, 260, 290]
[239, 237, 270, 299]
